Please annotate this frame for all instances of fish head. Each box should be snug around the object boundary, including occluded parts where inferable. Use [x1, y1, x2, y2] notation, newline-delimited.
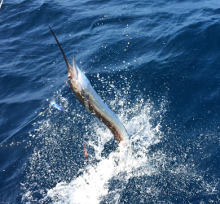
[68, 57, 91, 111]
[49, 26, 90, 111]
[67, 56, 81, 93]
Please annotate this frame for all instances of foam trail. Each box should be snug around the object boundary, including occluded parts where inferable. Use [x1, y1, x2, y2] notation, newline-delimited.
[47, 155, 120, 203]
[46, 152, 151, 204]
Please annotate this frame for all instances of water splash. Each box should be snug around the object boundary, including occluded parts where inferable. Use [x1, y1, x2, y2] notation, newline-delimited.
[21, 89, 167, 204]
[21, 90, 217, 203]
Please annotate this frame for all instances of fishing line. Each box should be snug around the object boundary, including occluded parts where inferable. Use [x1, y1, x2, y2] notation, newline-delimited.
[0, 81, 68, 146]
[0, 106, 54, 146]
[0, 108, 48, 146]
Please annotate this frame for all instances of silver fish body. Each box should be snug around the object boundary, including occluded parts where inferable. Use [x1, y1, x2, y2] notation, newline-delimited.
[49, 27, 128, 144]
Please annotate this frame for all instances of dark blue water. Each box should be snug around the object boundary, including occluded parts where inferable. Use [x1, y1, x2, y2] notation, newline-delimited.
[1, 0, 220, 203]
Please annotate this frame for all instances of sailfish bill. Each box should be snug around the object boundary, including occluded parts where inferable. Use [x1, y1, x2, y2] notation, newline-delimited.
[49, 26, 129, 148]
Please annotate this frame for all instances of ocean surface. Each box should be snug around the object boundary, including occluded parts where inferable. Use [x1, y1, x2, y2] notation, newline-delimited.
[1, 0, 220, 203]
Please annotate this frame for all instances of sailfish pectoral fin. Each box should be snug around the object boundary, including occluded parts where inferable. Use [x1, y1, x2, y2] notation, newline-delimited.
[83, 89, 90, 113]
[72, 56, 79, 80]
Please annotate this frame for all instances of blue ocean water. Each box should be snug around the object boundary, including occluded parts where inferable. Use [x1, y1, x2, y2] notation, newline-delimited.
[1, 0, 220, 203]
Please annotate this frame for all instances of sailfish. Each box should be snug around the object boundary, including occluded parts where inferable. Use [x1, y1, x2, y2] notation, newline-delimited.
[49, 27, 129, 149]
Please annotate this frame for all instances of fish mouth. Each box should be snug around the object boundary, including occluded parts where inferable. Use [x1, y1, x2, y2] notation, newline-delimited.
[67, 64, 77, 80]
